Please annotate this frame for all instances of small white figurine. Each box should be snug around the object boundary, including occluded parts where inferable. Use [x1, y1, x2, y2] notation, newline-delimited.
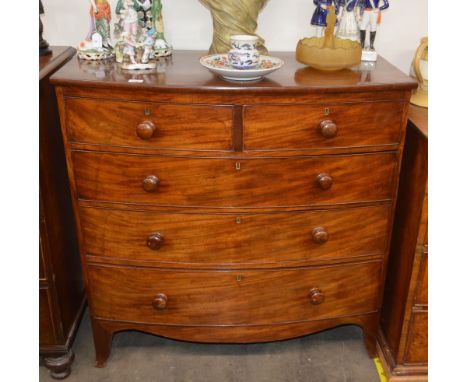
[141, 28, 156, 64]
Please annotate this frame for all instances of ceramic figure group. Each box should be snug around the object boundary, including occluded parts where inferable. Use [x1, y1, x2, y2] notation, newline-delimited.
[310, 0, 389, 61]
[77, 0, 172, 67]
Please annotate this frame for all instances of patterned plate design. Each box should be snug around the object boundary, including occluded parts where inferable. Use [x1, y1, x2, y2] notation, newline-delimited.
[200, 54, 284, 82]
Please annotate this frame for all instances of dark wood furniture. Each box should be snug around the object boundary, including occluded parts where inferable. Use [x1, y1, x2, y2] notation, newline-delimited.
[40, 46, 85, 379]
[51, 51, 416, 367]
[378, 105, 428, 381]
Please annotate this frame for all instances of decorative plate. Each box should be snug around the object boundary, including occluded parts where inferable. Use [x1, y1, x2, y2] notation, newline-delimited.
[200, 54, 284, 82]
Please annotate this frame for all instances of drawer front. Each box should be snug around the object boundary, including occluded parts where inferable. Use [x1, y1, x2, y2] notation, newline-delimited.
[73, 152, 396, 207]
[406, 311, 428, 364]
[82, 205, 391, 265]
[244, 102, 404, 150]
[65, 98, 233, 150]
[88, 261, 382, 325]
[415, 253, 428, 305]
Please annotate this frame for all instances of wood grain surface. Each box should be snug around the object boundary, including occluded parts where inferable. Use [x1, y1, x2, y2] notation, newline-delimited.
[81, 205, 391, 267]
[73, 151, 397, 208]
[87, 261, 382, 326]
[66, 98, 234, 151]
[244, 101, 404, 150]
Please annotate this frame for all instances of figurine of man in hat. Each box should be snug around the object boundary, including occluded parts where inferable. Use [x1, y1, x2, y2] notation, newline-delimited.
[310, 0, 343, 37]
[357, 0, 389, 50]
[86, 0, 112, 49]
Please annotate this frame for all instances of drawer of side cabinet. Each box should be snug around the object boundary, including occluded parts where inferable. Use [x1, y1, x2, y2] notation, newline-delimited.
[82, 205, 391, 266]
[405, 310, 428, 364]
[73, 151, 396, 207]
[87, 261, 382, 325]
[65, 98, 233, 151]
[244, 102, 404, 150]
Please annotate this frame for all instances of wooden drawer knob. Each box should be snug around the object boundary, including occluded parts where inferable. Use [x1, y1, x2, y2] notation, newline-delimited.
[319, 120, 338, 139]
[312, 227, 328, 244]
[309, 288, 325, 305]
[142, 175, 159, 193]
[316, 173, 333, 190]
[136, 121, 156, 140]
[152, 293, 168, 310]
[147, 233, 164, 250]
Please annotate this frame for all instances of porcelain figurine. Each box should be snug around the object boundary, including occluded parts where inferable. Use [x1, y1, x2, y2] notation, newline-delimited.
[39, 1, 51, 56]
[336, 0, 360, 42]
[358, 0, 389, 60]
[150, 0, 172, 57]
[310, 0, 342, 38]
[200, 0, 269, 55]
[115, 0, 159, 69]
[78, 0, 114, 60]
[115, 0, 172, 58]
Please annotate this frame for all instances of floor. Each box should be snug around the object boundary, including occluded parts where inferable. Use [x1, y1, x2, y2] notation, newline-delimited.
[40, 311, 381, 382]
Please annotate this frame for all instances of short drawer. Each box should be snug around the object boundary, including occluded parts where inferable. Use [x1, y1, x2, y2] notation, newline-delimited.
[82, 205, 391, 265]
[88, 261, 382, 325]
[73, 151, 396, 207]
[65, 98, 233, 150]
[406, 310, 428, 364]
[415, 253, 428, 305]
[244, 102, 404, 150]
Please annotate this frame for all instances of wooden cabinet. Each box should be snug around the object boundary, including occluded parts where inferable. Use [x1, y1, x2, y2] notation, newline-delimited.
[51, 51, 416, 367]
[378, 105, 428, 381]
[39, 47, 85, 379]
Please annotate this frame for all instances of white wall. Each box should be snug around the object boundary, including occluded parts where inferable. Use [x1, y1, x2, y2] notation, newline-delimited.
[42, 0, 427, 74]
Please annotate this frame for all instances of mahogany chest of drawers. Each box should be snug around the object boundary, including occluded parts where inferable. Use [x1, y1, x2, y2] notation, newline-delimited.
[51, 51, 417, 367]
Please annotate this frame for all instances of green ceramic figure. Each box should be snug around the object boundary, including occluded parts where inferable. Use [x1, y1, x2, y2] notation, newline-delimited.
[115, 0, 172, 56]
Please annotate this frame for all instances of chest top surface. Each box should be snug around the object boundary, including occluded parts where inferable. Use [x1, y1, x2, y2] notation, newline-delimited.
[50, 50, 416, 94]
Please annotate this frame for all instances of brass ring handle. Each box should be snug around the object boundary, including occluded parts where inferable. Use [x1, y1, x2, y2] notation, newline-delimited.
[142, 175, 159, 193]
[309, 288, 325, 305]
[319, 120, 338, 139]
[152, 293, 168, 310]
[316, 173, 333, 190]
[136, 121, 156, 140]
[312, 227, 328, 244]
[147, 233, 164, 251]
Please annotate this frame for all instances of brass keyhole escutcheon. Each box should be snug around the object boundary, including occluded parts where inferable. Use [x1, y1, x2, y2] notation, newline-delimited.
[235, 162, 241, 171]
[236, 275, 242, 282]
[324, 107, 330, 116]
[144, 107, 151, 116]
[236, 217, 242, 224]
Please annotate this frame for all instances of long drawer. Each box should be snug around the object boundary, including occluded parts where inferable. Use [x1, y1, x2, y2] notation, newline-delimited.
[88, 261, 382, 326]
[65, 98, 233, 151]
[82, 205, 391, 265]
[244, 101, 404, 150]
[73, 151, 397, 207]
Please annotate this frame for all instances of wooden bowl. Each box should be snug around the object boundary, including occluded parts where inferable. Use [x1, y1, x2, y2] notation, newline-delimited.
[296, 37, 362, 71]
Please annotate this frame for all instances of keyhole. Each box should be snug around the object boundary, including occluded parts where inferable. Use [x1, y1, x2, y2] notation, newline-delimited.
[236, 275, 242, 282]
[235, 162, 241, 171]
[236, 217, 242, 224]
[144, 107, 151, 116]
[324, 107, 330, 116]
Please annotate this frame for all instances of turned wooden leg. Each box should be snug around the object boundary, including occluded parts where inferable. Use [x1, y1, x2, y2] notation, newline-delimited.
[91, 319, 113, 368]
[43, 350, 74, 380]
